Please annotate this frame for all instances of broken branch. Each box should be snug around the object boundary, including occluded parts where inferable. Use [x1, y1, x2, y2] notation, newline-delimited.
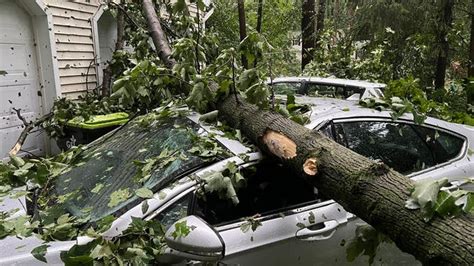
[9, 112, 53, 156]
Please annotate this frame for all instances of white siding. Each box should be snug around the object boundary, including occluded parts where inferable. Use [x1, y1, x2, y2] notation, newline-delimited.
[42, 0, 203, 99]
[43, 0, 100, 98]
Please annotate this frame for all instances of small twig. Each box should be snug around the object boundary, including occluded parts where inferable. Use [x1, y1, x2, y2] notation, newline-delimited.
[17, 198, 27, 213]
[85, 56, 97, 94]
[19, 149, 42, 159]
[151, 2, 180, 39]
[195, 4, 201, 74]
[12, 108, 28, 127]
[268, 58, 275, 110]
[109, 1, 141, 30]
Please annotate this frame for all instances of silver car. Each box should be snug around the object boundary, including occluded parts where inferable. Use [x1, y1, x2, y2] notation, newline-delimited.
[1, 98, 472, 265]
[268, 76, 386, 100]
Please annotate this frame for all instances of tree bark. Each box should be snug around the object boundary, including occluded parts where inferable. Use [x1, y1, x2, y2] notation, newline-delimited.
[237, 0, 249, 69]
[301, 0, 316, 70]
[217, 95, 474, 265]
[314, 0, 326, 51]
[469, 0, 474, 77]
[141, 1, 474, 264]
[142, 0, 176, 69]
[434, 0, 454, 90]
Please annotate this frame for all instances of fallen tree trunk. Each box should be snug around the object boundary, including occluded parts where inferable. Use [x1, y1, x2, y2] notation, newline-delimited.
[218, 95, 474, 265]
[142, 0, 474, 264]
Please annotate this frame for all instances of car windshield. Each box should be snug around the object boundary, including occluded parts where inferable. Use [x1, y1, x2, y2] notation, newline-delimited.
[54, 116, 214, 221]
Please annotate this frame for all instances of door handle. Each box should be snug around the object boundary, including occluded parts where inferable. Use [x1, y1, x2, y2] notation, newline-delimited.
[296, 220, 339, 241]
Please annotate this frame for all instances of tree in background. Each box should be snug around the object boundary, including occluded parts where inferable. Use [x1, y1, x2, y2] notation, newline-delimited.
[469, 0, 474, 77]
[206, 0, 301, 75]
[237, 0, 249, 69]
[301, 0, 316, 70]
[434, 0, 455, 92]
[314, 0, 326, 51]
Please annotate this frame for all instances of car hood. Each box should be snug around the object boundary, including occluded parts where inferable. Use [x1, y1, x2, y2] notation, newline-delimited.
[0, 234, 78, 265]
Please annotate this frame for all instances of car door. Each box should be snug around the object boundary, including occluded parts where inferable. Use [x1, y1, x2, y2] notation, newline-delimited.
[150, 160, 420, 265]
[149, 159, 359, 265]
[188, 160, 364, 265]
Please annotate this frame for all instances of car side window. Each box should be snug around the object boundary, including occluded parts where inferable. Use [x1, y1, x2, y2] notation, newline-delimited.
[192, 161, 318, 226]
[272, 82, 302, 95]
[410, 125, 464, 164]
[334, 121, 435, 174]
[153, 193, 191, 229]
[321, 121, 464, 175]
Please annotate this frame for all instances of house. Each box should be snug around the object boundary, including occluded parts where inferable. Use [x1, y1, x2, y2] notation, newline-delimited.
[0, 0, 207, 160]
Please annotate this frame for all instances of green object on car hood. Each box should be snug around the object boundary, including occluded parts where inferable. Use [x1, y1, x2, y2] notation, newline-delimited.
[66, 112, 130, 129]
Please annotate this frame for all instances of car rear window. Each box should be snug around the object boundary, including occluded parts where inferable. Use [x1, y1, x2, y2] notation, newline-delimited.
[272, 82, 302, 95]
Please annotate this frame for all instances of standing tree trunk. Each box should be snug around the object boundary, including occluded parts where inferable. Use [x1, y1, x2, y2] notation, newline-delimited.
[256, 0, 264, 34]
[141, 1, 474, 264]
[314, 0, 326, 51]
[469, 0, 474, 77]
[101, 0, 126, 97]
[237, 0, 249, 69]
[301, 0, 316, 70]
[434, 0, 455, 91]
[253, 0, 264, 68]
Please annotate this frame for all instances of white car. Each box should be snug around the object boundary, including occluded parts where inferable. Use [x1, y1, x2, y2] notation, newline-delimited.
[268, 77, 386, 100]
[1, 98, 472, 265]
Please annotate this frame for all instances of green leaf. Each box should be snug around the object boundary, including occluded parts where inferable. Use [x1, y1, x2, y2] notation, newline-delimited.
[345, 225, 387, 264]
[171, 220, 193, 239]
[10, 155, 25, 168]
[158, 191, 167, 200]
[91, 183, 104, 194]
[135, 187, 153, 199]
[186, 81, 215, 113]
[32, 244, 49, 263]
[296, 222, 306, 229]
[455, 193, 474, 213]
[141, 200, 149, 214]
[308, 211, 315, 224]
[434, 191, 459, 217]
[405, 178, 448, 221]
[108, 188, 131, 208]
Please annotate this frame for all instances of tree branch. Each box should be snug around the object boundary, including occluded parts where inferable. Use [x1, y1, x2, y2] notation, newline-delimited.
[142, 0, 176, 69]
[9, 111, 53, 156]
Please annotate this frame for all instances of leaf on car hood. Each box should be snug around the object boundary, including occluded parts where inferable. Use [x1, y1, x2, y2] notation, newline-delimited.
[31, 244, 50, 263]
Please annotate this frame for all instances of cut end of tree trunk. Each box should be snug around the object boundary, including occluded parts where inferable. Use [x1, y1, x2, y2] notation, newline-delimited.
[262, 130, 297, 159]
[303, 157, 318, 176]
[9, 143, 21, 156]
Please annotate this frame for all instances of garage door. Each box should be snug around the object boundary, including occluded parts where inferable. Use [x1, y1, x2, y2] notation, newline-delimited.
[0, 0, 43, 160]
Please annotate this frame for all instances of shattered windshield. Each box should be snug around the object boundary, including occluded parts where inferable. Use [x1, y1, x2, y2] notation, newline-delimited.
[54, 117, 215, 221]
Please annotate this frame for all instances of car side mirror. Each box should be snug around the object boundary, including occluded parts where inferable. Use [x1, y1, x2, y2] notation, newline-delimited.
[163, 215, 225, 263]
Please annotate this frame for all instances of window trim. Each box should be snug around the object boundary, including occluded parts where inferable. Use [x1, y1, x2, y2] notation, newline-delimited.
[145, 186, 195, 221]
[321, 116, 468, 177]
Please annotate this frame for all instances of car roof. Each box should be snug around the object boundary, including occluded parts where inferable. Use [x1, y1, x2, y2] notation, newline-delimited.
[270, 76, 386, 89]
